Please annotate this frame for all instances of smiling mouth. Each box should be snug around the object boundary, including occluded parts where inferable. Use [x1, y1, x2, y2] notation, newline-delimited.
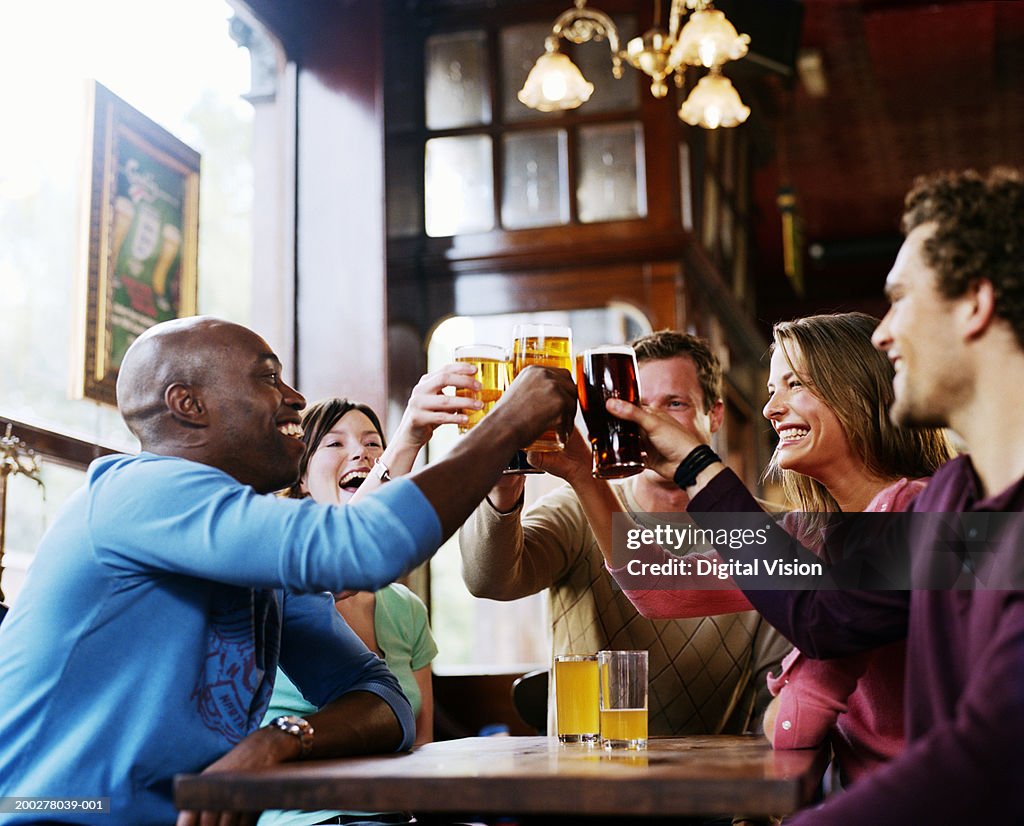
[338, 470, 370, 491]
[277, 422, 304, 439]
[776, 427, 809, 444]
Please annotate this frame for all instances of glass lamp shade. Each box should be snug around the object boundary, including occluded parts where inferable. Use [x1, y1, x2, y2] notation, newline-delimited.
[670, 9, 750, 69]
[678, 72, 750, 129]
[518, 51, 594, 111]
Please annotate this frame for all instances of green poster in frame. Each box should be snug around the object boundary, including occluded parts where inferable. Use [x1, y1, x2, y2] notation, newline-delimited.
[78, 81, 200, 406]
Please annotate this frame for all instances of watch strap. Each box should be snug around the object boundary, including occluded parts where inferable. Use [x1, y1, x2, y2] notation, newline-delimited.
[371, 457, 392, 483]
[269, 714, 315, 759]
[673, 445, 721, 489]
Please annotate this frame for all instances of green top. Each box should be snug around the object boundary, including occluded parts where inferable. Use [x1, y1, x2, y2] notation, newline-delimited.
[258, 583, 437, 826]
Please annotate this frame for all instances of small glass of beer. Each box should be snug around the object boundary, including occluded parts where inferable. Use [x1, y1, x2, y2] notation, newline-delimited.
[577, 345, 644, 479]
[454, 344, 508, 433]
[553, 654, 600, 745]
[598, 650, 648, 750]
[511, 323, 573, 452]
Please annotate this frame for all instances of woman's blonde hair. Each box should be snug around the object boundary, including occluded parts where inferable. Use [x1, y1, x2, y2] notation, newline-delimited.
[766, 312, 955, 516]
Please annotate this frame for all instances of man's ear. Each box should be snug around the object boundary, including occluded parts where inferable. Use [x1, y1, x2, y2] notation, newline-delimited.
[165, 383, 208, 426]
[961, 278, 997, 341]
[708, 398, 725, 434]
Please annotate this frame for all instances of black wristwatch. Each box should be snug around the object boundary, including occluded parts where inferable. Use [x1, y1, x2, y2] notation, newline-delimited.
[269, 714, 315, 758]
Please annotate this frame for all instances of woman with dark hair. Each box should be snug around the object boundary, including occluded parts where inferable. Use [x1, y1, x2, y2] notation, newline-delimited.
[260, 364, 479, 826]
[549, 313, 954, 787]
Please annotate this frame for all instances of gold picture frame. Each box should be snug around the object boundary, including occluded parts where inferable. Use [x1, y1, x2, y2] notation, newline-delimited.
[77, 81, 200, 405]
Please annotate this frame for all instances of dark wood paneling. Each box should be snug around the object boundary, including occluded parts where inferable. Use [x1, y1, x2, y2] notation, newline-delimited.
[292, 3, 390, 415]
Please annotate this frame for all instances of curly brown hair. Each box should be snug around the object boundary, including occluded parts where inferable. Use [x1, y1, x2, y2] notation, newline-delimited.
[901, 167, 1024, 346]
[629, 329, 723, 413]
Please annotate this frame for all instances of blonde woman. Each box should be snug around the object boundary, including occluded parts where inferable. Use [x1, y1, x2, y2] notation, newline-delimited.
[541, 313, 953, 786]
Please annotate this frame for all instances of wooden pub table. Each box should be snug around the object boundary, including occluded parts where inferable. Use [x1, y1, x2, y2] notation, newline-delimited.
[175, 734, 827, 819]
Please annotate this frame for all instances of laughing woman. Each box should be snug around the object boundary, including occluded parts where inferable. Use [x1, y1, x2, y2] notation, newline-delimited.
[260, 364, 480, 826]
[544, 313, 953, 787]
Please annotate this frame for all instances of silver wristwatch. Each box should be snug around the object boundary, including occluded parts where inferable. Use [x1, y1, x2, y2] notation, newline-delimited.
[370, 457, 392, 483]
[269, 714, 315, 758]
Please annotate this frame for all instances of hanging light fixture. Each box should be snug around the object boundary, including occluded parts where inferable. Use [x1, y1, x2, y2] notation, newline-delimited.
[670, 7, 749, 69]
[678, 65, 750, 129]
[518, 39, 596, 111]
[518, 0, 751, 128]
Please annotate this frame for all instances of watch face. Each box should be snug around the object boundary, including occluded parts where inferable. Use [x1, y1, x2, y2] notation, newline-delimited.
[271, 715, 314, 756]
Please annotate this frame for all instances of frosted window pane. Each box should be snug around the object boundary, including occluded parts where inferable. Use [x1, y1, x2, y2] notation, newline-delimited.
[426, 31, 491, 129]
[577, 122, 647, 223]
[425, 136, 495, 237]
[501, 130, 569, 229]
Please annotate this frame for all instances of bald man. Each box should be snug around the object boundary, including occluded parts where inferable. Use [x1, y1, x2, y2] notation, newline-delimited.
[0, 317, 576, 826]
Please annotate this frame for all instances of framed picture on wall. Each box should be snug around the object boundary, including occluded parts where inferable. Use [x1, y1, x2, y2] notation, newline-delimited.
[77, 81, 200, 406]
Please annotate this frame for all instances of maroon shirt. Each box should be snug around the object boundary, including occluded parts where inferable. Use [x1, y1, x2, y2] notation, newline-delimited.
[688, 456, 1024, 824]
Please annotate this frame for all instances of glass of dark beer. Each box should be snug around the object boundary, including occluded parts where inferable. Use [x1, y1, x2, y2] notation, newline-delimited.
[577, 346, 644, 479]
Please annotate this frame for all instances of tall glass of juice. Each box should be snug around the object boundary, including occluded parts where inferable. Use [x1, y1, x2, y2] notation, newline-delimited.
[554, 654, 600, 745]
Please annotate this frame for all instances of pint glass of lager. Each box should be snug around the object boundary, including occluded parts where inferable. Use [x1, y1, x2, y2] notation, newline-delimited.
[577, 346, 644, 478]
[598, 650, 648, 750]
[554, 654, 600, 744]
[454, 344, 508, 433]
[511, 323, 572, 451]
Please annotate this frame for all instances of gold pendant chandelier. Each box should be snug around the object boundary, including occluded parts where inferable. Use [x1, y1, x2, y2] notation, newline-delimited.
[518, 0, 751, 129]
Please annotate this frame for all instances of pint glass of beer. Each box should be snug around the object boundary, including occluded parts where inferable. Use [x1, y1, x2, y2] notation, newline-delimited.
[554, 654, 600, 744]
[454, 344, 508, 433]
[577, 346, 644, 478]
[511, 323, 572, 452]
[598, 650, 648, 750]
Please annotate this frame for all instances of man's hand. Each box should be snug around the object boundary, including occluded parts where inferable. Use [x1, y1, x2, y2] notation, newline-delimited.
[413, 364, 576, 539]
[494, 365, 578, 450]
[525, 427, 593, 487]
[605, 398, 706, 479]
[175, 726, 296, 826]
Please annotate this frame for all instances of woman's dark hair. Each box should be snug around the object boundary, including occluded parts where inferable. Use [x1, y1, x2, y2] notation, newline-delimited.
[284, 398, 385, 499]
